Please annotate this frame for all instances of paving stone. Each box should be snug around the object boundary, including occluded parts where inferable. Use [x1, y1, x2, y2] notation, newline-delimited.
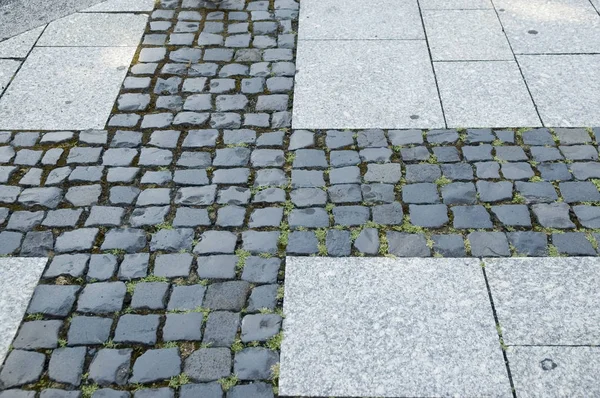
[474, 161, 500, 179]
[153, 253, 193, 278]
[101, 229, 147, 253]
[573, 205, 600, 228]
[194, 231, 237, 254]
[291, 169, 324, 188]
[371, 202, 404, 225]
[554, 128, 591, 144]
[364, 163, 402, 183]
[289, 208, 329, 228]
[431, 234, 466, 257]
[431, 146, 460, 163]
[328, 184, 362, 203]
[290, 188, 326, 207]
[559, 181, 600, 203]
[452, 205, 493, 229]
[359, 147, 392, 163]
[468, 232, 509, 257]
[13, 320, 61, 349]
[289, 130, 314, 150]
[401, 146, 431, 162]
[114, 314, 160, 345]
[491, 205, 531, 227]
[538, 163, 572, 181]
[197, 255, 237, 279]
[385, 130, 424, 146]
[522, 128, 555, 146]
[361, 183, 396, 204]
[44, 254, 89, 278]
[515, 181, 558, 203]
[89, 349, 132, 386]
[216, 205, 246, 227]
[441, 163, 473, 180]
[27, 285, 80, 317]
[248, 207, 283, 228]
[409, 204, 448, 227]
[20, 231, 54, 257]
[532, 203, 575, 229]
[150, 228, 194, 252]
[129, 348, 181, 384]
[241, 257, 280, 283]
[560, 145, 598, 161]
[67, 316, 112, 346]
[55, 228, 98, 252]
[48, 347, 86, 386]
[247, 284, 278, 313]
[386, 232, 430, 257]
[441, 182, 476, 205]
[280, 257, 510, 397]
[77, 282, 126, 314]
[287, 231, 318, 254]
[501, 162, 534, 180]
[118, 253, 149, 280]
[552, 232, 596, 256]
[507, 232, 548, 257]
[530, 146, 563, 162]
[235, 347, 279, 380]
[133, 389, 173, 398]
[325, 229, 351, 257]
[173, 208, 211, 227]
[353, 228, 380, 254]
[0, 350, 45, 389]
[486, 257, 600, 344]
[427, 129, 459, 144]
[39, 389, 80, 398]
[462, 145, 493, 161]
[18, 187, 63, 208]
[332, 206, 370, 226]
[131, 282, 169, 310]
[330, 150, 360, 167]
[179, 383, 223, 398]
[163, 313, 204, 341]
[0, 231, 21, 254]
[184, 348, 231, 382]
[175, 186, 217, 205]
[65, 185, 101, 207]
[571, 162, 600, 180]
[228, 382, 274, 398]
[203, 311, 240, 347]
[402, 183, 440, 204]
[204, 281, 250, 311]
[167, 285, 206, 311]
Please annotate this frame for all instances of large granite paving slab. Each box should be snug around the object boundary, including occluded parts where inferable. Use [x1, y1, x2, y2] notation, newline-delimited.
[420, 0, 493, 8]
[423, 9, 513, 61]
[0, 257, 48, 363]
[435, 60, 541, 127]
[0, 46, 136, 130]
[37, 12, 147, 47]
[293, 40, 445, 129]
[298, 0, 424, 40]
[82, 0, 155, 12]
[0, 59, 20, 93]
[518, 54, 600, 127]
[485, 257, 600, 345]
[280, 257, 512, 397]
[507, 346, 600, 397]
[0, 25, 44, 58]
[494, 0, 600, 54]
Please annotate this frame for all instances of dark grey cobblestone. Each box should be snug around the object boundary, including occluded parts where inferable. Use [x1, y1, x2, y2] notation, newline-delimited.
[2, 0, 600, 394]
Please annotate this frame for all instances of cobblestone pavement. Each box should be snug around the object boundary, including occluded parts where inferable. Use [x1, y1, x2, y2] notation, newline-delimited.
[2, 0, 600, 397]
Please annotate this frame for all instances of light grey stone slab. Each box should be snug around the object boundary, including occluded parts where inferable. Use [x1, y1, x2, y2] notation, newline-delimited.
[37, 13, 147, 47]
[293, 40, 445, 129]
[518, 54, 600, 127]
[298, 0, 424, 39]
[495, 0, 600, 54]
[423, 10, 513, 60]
[435, 61, 541, 127]
[82, 0, 155, 12]
[280, 256, 511, 397]
[507, 346, 600, 397]
[0, 25, 45, 58]
[0, 257, 48, 363]
[485, 257, 600, 345]
[420, 0, 493, 9]
[0, 46, 136, 130]
[0, 59, 20, 93]
[592, 0, 600, 11]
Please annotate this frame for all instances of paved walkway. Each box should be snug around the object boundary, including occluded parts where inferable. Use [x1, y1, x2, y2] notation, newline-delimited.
[0, 0, 600, 397]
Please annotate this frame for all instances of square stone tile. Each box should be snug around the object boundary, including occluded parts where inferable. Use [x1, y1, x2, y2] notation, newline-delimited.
[37, 12, 147, 46]
[423, 10, 513, 60]
[0, 25, 45, 58]
[0, 257, 48, 363]
[420, 0, 493, 8]
[293, 40, 445, 129]
[82, 0, 156, 12]
[485, 257, 600, 345]
[0, 59, 20, 93]
[280, 257, 512, 397]
[435, 61, 541, 127]
[518, 54, 600, 127]
[0, 46, 136, 130]
[507, 346, 600, 397]
[298, 0, 424, 39]
[495, 0, 600, 54]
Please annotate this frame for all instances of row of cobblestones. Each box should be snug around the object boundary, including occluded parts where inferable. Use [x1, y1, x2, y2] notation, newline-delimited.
[2, 0, 600, 395]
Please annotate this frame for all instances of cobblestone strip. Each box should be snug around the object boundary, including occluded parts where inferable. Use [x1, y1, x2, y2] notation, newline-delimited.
[1, 0, 600, 396]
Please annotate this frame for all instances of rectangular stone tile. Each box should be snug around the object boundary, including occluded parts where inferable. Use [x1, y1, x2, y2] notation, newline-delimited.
[0, 257, 48, 363]
[495, 0, 600, 54]
[37, 12, 147, 46]
[0, 25, 45, 58]
[280, 257, 512, 397]
[0, 46, 136, 130]
[507, 346, 600, 397]
[423, 10, 513, 60]
[435, 61, 541, 127]
[518, 54, 600, 127]
[0, 59, 20, 93]
[293, 40, 445, 129]
[485, 257, 600, 345]
[82, 0, 155, 12]
[420, 0, 493, 9]
[298, 0, 424, 39]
